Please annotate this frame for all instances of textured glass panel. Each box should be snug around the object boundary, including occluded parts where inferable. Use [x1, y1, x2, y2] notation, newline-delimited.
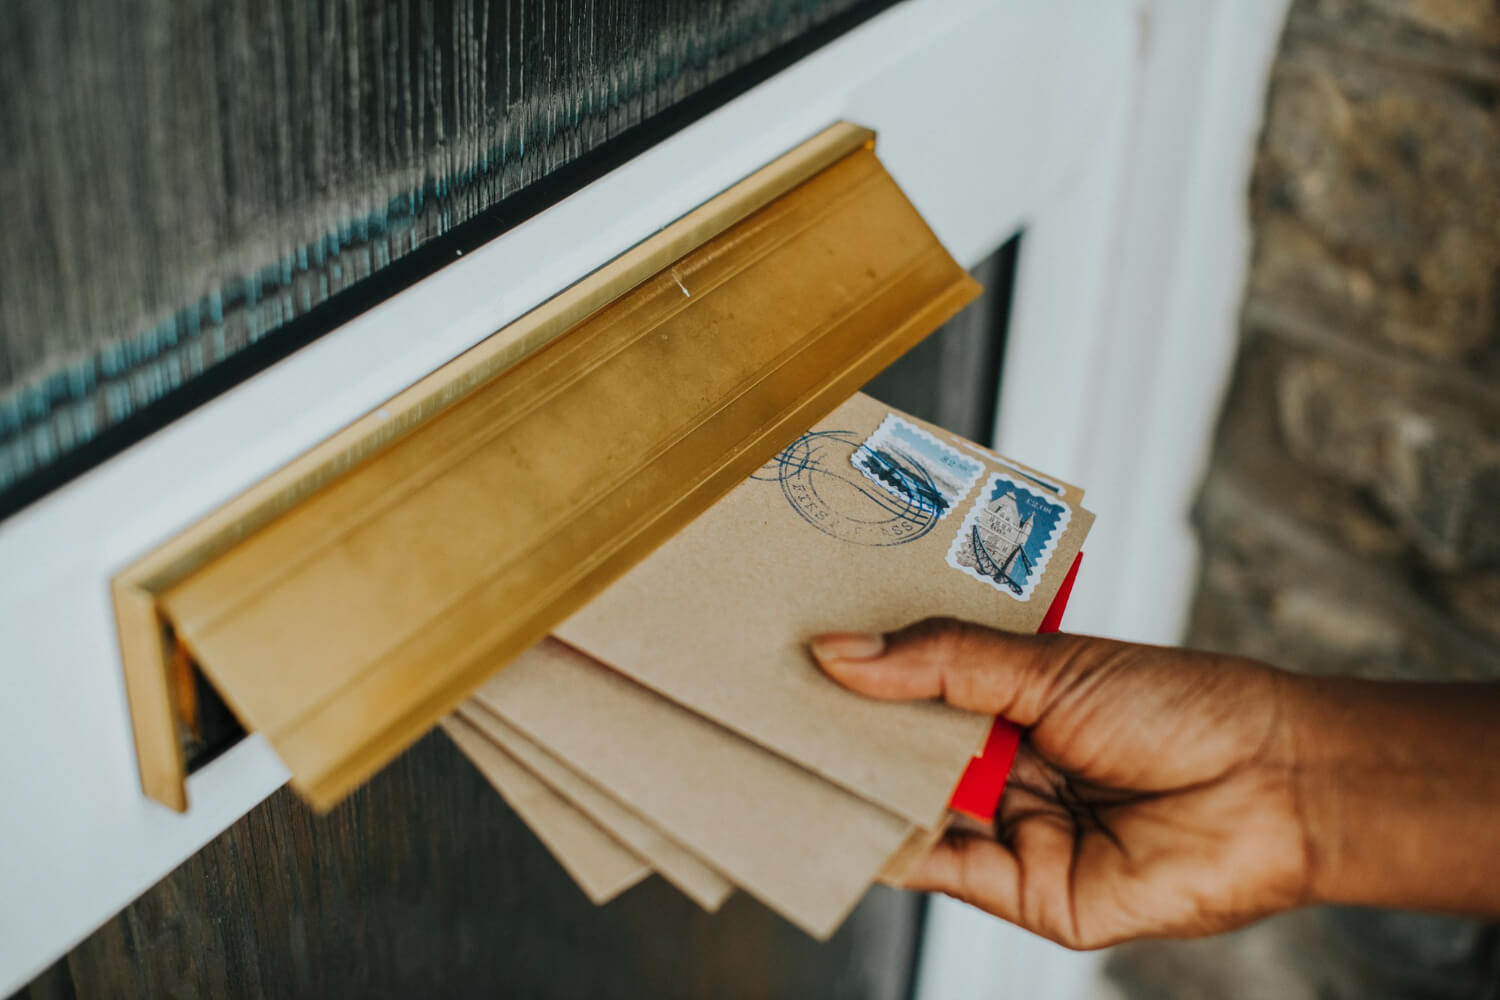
[0, 0, 894, 511]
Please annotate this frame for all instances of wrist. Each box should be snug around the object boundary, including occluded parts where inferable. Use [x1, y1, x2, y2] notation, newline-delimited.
[1281, 671, 1500, 916]
[1279, 671, 1362, 908]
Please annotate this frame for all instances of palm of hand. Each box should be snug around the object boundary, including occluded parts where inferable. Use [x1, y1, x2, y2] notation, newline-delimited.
[935, 644, 1312, 948]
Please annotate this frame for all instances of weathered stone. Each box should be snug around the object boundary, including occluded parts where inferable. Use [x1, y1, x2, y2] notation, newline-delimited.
[1192, 559, 1423, 682]
[1106, 907, 1500, 1000]
[1436, 571, 1500, 645]
[1273, 351, 1500, 571]
[1106, 915, 1327, 1000]
[1208, 334, 1409, 560]
[1300, 0, 1500, 47]
[1266, 585, 1405, 657]
[1250, 40, 1500, 365]
[1322, 908, 1496, 988]
[1127, 4, 1500, 998]
[1192, 473, 1500, 682]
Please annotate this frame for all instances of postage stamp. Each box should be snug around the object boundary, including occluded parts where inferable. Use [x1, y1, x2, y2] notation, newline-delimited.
[947, 471, 1072, 600]
[955, 440, 1065, 496]
[753, 429, 942, 546]
[850, 414, 984, 521]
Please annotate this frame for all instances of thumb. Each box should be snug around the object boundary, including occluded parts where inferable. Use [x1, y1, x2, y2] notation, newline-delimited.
[809, 617, 1071, 725]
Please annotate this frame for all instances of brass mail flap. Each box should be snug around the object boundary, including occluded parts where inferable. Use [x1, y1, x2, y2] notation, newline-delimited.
[114, 122, 980, 812]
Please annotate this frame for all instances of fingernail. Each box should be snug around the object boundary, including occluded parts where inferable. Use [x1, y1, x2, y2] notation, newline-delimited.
[810, 632, 887, 662]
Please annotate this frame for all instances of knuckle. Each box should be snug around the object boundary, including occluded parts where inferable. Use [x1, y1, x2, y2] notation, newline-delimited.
[904, 616, 964, 645]
[896, 618, 1017, 709]
[948, 835, 987, 906]
[889, 618, 968, 673]
[910, 617, 982, 662]
[928, 622, 973, 667]
[939, 624, 997, 699]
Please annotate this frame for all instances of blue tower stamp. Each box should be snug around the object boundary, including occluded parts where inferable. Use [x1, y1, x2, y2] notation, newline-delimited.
[947, 471, 1072, 600]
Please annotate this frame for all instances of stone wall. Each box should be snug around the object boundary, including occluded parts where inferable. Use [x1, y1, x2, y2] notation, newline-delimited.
[1109, 1, 1500, 995]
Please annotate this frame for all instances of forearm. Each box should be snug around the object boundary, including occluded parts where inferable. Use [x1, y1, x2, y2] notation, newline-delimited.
[1287, 673, 1500, 917]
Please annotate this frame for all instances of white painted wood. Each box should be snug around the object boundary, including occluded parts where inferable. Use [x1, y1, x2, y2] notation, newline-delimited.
[999, 0, 1290, 649]
[918, 2, 1291, 999]
[0, 1, 1133, 992]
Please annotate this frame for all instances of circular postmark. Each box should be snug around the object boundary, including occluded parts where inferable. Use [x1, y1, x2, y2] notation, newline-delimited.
[752, 430, 940, 546]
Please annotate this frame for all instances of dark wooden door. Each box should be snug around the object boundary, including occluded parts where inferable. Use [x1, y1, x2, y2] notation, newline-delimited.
[16, 731, 920, 1000]
[14, 245, 1015, 1000]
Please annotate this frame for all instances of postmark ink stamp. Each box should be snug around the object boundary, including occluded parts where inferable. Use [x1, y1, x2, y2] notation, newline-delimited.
[753, 429, 941, 546]
[947, 471, 1072, 599]
[850, 414, 983, 521]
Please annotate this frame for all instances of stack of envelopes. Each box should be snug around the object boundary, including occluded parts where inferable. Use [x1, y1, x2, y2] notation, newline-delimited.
[444, 393, 1093, 938]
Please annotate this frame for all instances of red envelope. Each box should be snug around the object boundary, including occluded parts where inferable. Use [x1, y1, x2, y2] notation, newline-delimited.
[946, 551, 1082, 821]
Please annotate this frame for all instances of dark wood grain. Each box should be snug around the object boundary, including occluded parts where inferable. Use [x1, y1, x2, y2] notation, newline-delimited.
[10, 250, 1025, 1000]
[0, 0, 897, 515]
[15, 731, 919, 1000]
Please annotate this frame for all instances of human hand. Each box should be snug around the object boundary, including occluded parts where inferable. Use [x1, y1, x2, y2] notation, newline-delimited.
[810, 620, 1311, 949]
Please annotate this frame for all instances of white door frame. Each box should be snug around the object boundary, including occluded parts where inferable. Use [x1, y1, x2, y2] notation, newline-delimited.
[918, 2, 1289, 996]
[0, 1, 1285, 993]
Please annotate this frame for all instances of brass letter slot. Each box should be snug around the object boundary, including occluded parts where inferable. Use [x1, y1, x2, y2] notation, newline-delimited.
[113, 122, 981, 813]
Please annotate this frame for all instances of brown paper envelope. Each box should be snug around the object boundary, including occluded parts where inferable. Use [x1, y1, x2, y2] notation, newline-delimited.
[442, 715, 649, 905]
[948, 437, 1086, 507]
[455, 704, 735, 913]
[471, 638, 913, 940]
[557, 392, 1093, 828]
[876, 819, 951, 888]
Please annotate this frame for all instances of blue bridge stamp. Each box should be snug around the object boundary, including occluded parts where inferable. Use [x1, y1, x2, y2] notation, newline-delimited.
[947, 471, 1072, 600]
[850, 414, 984, 521]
